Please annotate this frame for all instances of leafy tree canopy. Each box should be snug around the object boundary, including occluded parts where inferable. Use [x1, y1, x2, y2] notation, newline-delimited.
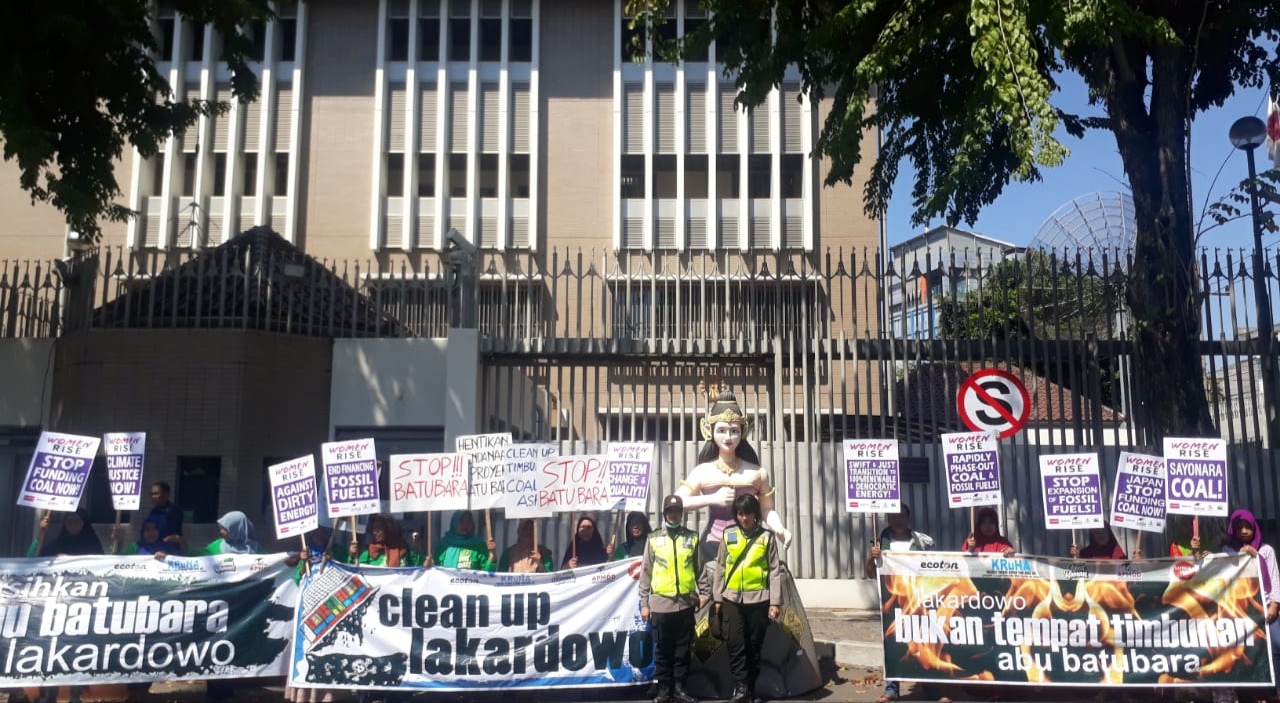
[628, 0, 1280, 437]
[0, 0, 274, 240]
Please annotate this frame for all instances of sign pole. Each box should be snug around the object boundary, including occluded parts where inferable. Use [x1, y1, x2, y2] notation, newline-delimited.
[570, 511, 578, 564]
[33, 509, 49, 556]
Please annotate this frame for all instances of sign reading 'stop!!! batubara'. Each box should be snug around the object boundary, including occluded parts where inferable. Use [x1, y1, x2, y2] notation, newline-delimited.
[1163, 437, 1228, 516]
[842, 440, 900, 513]
[940, 431, 1001, 508]
[103, 432, 146, 511]
[1038, 453, 1104, 529]
[17, 431, 102, 512]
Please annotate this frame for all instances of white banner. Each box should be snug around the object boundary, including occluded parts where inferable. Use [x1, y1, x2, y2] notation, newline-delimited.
[505, 443, 558, 518]
[103, 432, 146, 511]
[289, 559, 653, 691]
[17, 431, 103, 512]
[457, 433, 512, 511]
[269, 455, 320, 539]
[537, 455, 612, 512]
[389, 453, 468, 513]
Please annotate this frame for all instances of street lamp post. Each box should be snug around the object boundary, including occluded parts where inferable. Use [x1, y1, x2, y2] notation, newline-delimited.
[1229, 116, 1280, 448]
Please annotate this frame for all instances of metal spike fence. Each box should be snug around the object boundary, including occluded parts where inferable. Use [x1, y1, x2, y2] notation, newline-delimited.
[5, 232, 1280, 578]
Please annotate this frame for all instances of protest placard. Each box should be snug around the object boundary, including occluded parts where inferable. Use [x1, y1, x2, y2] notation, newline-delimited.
[1038, 453, 1104, 530]
[504, 443, 558, 518]
[17, 431, 102, 512]
[320, 438, 380, 518]
[537, 455, 611, 512]
[606, 442, 653, 512]
[389, 453, 469, 513]
[457, 433, 512, 511]
[1110, 452, 1167, 533]
[269, 455, 320, 539]
[103, 432, 146, 511]
[940, 431, 1001, 508]
[1162, 437, 1228, 517]
[842, 439, 900, 513]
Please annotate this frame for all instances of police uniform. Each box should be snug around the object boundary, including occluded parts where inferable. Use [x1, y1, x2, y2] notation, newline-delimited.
[640, 496, 708, 703]
[715, 524, 782, 703]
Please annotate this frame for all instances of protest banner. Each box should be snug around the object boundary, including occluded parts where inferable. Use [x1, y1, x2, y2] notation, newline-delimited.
[606, 442, 653, 512]
[17, 431, 102, 512]
[289, 559, 651, 691]
[1162, 438, 1228, 517]
[841, 439, 900, 513]
[537, 455, 612, 512]
[505, 444, 558, 519]
[268, 455, 320, 539]
[0, 554, 297, 685]
[1037, 453, 1104, 530]
[878, 551, 1272, 688]
[103, 432, 146, 512]
[389, 453, 468, 513]
[320, 439, 380, 519]
[940, 431, 1001, 508]
[457, 433, 513, 511]
[1111, 453, 1167, 533]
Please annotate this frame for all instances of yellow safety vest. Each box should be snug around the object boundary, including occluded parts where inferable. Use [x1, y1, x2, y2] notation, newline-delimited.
[722, 526, 770, 592]
[649, 529, 699, 597]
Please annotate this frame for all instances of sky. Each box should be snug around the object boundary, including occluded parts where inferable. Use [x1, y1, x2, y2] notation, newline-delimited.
[883, 73, 1277, 253]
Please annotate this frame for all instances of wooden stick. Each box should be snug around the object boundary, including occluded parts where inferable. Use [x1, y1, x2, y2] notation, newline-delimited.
[533, 520, 539, 568]
[323, 518, 339, 554]
[570, 512, 578, 563]
[299, 534, 310, 575]
[610, 509, 621, 551]
[426, 513, 434, 560]
[1135, 530, 1143, 558]
[969, 506, 975, 549]
[114, 510, 122, 529]
[1072, 529, 1079, 556]
[33, 509, 49, 556]
[485, 508, 493, 541]
[1193, 515, 1200, 541]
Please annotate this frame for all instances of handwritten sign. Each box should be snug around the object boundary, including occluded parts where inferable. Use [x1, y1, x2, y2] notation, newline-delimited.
[842, 439, 900, 513]
[390, 453, 468, 513]
[538, 455, 611, 512]
[606, 442, 653, 512]
[504, 444, 559, 519]
[268, 455, 319, 539]
[1162, 437, 1228, 517]
[17, 431, 102, 512]
[320, 439, 380, 519]
[1038, 453, 1104, 530]
[1111, 452, 1167, 533]
[103, 432, 146, 511]
[940, 431, 1001, 509]
[457, 433, 512, 511]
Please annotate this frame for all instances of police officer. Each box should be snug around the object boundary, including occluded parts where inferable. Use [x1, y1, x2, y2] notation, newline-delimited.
[714, 494, 782, 703]
[640, 494, 708, 703]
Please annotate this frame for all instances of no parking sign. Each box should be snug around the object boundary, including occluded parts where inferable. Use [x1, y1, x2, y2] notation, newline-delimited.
[956, 369, 1031, 439]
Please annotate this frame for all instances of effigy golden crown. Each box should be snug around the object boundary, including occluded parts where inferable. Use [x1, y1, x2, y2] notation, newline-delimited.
[699, 408, 751, 440]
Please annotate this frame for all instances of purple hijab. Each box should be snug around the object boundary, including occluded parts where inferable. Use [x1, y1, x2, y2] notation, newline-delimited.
[1227, 509, 1271, 593]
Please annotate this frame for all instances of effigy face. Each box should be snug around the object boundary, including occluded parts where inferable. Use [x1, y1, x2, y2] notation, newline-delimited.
[712, 421, 743, 455]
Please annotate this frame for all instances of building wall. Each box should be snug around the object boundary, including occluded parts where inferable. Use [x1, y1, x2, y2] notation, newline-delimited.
[49, 329, 332, 549]
[330, 337, 451, 430]
[0, 339, 54, 427]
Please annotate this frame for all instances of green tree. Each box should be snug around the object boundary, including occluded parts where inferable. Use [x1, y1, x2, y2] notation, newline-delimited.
[627, 0, 1280, 437]
[0, 0, 274, 240]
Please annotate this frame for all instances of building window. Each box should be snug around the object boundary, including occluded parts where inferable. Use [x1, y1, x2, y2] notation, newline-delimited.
[715, 154, 738, 197]
[621, 16, 645, 63]
[177, 456, 222, 523]
[448, 0, 471, 63]
[418, 153, 436, 197]
[510, 17, 532, 62]
[781, 154, 802, 198]
[388, 18, 410, 61]
[189, 22, 206, 62]
[510, 154, 530, 198]
[149, 156, 166, 196]
[279, 18, 298, 61]
[747, 154, 770, 198]
[449, 153, 467, 196]
[157, 3, 177, 61]
[242, 152, 259, 196]
[180, 153, 197, 197]
[479, 154, 498, 197]
[248, 20, 267, 61]
[387, 153, 405, 197]
[274, 152, 290, 196]
[479, 17, 501, 61]
[652, 155, 676, 199]
[685, 154, 708, 199]
[620, 155, 644, 198]
[419, 17, 441, 61]
[213, 153, 228, 196]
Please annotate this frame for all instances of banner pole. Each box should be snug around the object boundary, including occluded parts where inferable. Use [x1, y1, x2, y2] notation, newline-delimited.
[969, 506, 975, 549]
[426, 512, 433, 562]
[533, 519, 539, 568]
[570, 511, 578, 563]
[485, 508, 493, 542]
[1072, 529, 1078, 556]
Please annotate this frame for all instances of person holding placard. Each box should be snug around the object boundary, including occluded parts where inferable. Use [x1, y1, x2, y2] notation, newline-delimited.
[434, 510, 496, 570]
[28, 508, 102, 557]
[499, 518, 554, 572]
[1070, 527, 1134, 560]
[110, 514, 169, 556]
[562, 513, 609, 568]
[640, 495, 708, 703]
[614, 511, 652, 560]
[1212, 510, 1280, 703]
[712, 494, 782, 703]
[349, 514, 421, 567]
[676, 391, 792, 562]
[961, 507, 1015, 556]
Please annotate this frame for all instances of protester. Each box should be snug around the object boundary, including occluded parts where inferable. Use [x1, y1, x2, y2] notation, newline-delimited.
[562, 513, 609, 568]
[1170, 514, 1222, 557]
[866, 505, 945, 703]
[1218, 509, 1280, 703]
[713, 494, 781, 703]
[110, 514, 169, 555]
[614, 511, 652, 560]
[961, 507, 1016, 556]
[147, 480, 185, 543]
[1070, 526, 1136, 559]
[349, 514, 421, 566]
[499, 518, 554, 573]
[640, 495, 706, 703]
[29, 508, 103, 557]
[434, 510, 496, 570]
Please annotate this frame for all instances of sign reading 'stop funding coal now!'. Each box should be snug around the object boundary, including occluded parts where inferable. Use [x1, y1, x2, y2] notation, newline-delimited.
[17, 432, 102, 512]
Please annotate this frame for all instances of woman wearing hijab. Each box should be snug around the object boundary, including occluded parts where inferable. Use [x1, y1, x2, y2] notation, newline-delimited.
[434, 511, 495, 570]
[613, 511, 652, 560]
[111, 515, 169, 556]
[28, 508, 103, 557]
[499, 518, 553, 573]
[562, 513, 608, 568]
[349, 514, 421, 567]
[1218, 509, 1280, 703]
[961, 507, 1016, 557]
[1070, 526, 1136, 560]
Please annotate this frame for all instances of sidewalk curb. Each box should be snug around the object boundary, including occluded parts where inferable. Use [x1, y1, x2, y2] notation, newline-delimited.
[814, 638, 883, 670]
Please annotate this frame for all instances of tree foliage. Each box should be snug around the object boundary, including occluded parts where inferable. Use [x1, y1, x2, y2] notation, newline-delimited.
[0, 0, 274, 240]
[629, 0, 1280, 437]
